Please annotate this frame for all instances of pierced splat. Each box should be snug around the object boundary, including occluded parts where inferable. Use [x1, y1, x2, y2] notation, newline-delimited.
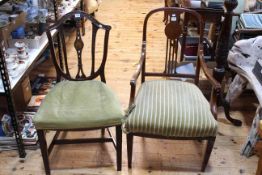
[74, 19, 86, 79]
[46, 11, 111, 82]
[164, 12, 183, 74]
[164, 13, 182, 40]
[165, 22, 182, 40]
[91, 24, 99, 74]
[165, 39, 178, 74]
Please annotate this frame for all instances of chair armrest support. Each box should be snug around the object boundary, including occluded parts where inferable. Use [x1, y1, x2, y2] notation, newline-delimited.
[129, 42, 146, 106]
[198, 49, 221, 119]
[199, 51, 221, 91]
[209, 87, 220, 119]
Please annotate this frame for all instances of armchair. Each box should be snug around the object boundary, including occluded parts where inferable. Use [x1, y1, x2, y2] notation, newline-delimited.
[123, 7, 221, 172]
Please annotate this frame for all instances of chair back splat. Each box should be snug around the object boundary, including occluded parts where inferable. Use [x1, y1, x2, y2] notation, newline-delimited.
[46, 11, 111, 82]
[141, 7, 204, 85]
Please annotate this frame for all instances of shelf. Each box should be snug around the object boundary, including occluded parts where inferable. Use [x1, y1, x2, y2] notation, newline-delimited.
[0, 0, 83, 158]
[58, 0, 82, 17]
[0, 30, 56, 93]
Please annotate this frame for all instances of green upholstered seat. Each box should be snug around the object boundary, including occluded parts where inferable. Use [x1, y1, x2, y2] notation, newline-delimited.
[33, 80, 124, 130]
[123, 80, 217, 137]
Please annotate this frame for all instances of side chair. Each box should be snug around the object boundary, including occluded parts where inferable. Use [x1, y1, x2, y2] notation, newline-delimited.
[33, 11, 123, 175]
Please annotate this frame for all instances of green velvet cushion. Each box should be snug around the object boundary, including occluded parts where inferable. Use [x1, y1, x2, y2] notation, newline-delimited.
[33, 80, 124, 130]
[123, 80, 217, 137]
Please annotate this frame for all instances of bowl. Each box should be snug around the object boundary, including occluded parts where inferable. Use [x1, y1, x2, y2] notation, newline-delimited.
[14, 41, 26, 49]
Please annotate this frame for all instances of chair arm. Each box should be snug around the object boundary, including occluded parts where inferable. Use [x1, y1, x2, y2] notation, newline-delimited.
[199, 51, 221, 91]
[198, 49, 221, 119]
[129, 42, 146, 105]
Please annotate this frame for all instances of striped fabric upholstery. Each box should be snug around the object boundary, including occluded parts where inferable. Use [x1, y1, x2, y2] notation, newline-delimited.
[123, 80, 217, 137]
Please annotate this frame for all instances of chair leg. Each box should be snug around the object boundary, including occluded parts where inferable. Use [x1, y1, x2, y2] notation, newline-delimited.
[116, 125, 122, 171]
[37, 130, 50, 175]
[127, 133, 133, 168]
[201, 137, 216, 172]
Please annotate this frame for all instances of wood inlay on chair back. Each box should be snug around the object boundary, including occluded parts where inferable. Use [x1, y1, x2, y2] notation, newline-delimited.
[141, 7, 204, 84]
[46, 11, 111, 82]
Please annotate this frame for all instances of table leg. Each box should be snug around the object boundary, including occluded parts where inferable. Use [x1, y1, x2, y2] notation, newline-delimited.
[213, 0, 238, 82]
[224, 74, 248, 126]
[257, 154, 262, 175]
[257, 118, 262, 175]
[213, 0, 239, 125]
[241, 107, 262, 157]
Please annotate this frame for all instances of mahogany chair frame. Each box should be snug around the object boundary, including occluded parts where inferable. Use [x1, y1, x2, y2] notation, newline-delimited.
[38, 11, 122, 175]
[126, 7, 221, 172]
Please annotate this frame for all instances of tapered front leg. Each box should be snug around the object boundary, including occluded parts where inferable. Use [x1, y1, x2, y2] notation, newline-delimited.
[116, 125, 122, 171]
[127, 133, 134, 168]
[37, 130, 50, 175]
[201, 137, 216, 172]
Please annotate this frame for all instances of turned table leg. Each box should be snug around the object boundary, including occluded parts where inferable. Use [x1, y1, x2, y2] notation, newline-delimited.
[213, 0, 241, 126]
[257, 119, 262, 175]
[257, 154, 262, 175]
[224, 74, 248, 126]
[213, 0, 238, 82]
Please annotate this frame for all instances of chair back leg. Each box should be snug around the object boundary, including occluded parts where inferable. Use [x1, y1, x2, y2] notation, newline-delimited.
[37, 130, 51, 175]
[127, 134, 134, 168]
[201, 137, 216, 172]
[116, 125, 122, 171]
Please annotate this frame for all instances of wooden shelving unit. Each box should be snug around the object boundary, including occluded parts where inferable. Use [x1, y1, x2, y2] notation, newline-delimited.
[0, 0, 83, 158]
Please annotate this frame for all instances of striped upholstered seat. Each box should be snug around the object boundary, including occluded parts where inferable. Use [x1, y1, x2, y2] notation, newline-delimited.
[124, 80, 217, 137]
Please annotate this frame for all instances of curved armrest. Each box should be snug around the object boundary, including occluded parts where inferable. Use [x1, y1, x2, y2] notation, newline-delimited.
[198, 50, 221, 91]
[129, 42, 146, 105]
[130, 42, 146, 85]
[198, 49, 221, 119]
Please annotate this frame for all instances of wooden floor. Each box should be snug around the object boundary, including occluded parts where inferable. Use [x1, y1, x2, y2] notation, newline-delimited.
[0, 0, 261, 174]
